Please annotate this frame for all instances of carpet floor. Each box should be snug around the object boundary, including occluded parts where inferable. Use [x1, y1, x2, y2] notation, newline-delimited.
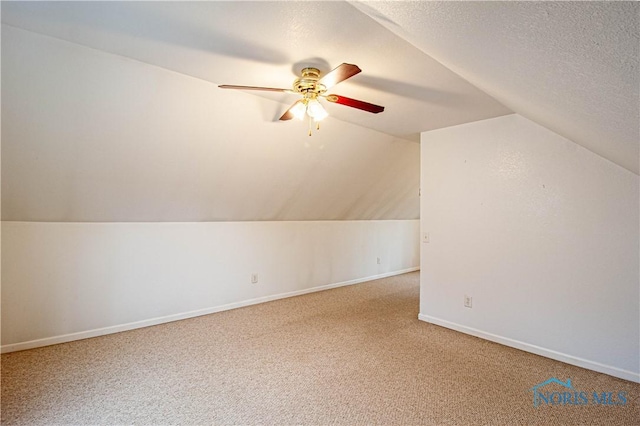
[1, 272, 638, 425]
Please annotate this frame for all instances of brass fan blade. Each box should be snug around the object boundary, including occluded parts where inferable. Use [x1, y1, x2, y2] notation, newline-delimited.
[279, 100, 303, 121]
[219, 85, 292, 93]
[318, 63, 361, 90]
[324, 94, 384, 114]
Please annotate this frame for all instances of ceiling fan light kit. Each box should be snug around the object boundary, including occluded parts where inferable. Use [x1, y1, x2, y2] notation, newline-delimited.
[219, 63, 384, 136]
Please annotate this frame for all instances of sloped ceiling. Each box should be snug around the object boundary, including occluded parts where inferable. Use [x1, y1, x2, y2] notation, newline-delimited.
[0, 1, 510, 222]
[353, 1, 639, 174]
[0, 1, 511, 141]
[1, 1, 637, 222]
[1, 26, 420, 222]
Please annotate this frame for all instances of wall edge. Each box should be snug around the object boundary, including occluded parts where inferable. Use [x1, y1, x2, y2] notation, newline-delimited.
[418, 313, 640, 383]
[1, 267, 419, 354]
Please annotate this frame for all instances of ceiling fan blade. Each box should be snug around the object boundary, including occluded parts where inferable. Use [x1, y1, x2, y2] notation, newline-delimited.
[279, 100, 303, 121]
[318, 63, 361, 90]
[324, 94, 385, 114]
[219, 85, 292, 93]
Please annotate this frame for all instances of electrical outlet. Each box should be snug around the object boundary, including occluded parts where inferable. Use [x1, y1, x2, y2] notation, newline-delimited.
[251, 273, 258, 284]
[377, 257, 381, 264]
[464, 295, 472, 308]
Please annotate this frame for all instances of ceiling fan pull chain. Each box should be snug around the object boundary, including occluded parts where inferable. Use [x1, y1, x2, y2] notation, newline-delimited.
[308, 115, 313, 136]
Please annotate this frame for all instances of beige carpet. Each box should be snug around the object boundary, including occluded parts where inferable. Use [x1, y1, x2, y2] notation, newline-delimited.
[1, 272, 638, 425]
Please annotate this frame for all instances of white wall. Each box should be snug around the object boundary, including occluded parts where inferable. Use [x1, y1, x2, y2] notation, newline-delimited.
[1, 25, 421, 354]
[420, 114, 639, 382]
[1, 220, 419, 351]
[1, 26, 421, 353]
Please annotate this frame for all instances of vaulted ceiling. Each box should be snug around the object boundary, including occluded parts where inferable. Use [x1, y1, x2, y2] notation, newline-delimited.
[1, 1, 637, 222]
[353, 1, 639, 174]
[1, 1, 513, 141]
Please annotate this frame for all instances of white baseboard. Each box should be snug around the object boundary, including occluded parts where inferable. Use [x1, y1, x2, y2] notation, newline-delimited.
[418, 314, 639, 383]
[1, 267, 419, 354]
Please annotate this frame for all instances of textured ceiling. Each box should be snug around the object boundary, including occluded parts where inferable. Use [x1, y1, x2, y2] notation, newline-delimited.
[1, 1, 637, 223]
[352, 1, 639, 174]
[0, 1, 511, 142]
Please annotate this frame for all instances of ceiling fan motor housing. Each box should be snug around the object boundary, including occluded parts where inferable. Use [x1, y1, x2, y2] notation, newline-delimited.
[293, 67, 326, 97]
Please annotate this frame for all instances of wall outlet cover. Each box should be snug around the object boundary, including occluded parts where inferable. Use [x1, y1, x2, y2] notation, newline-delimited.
[464, 295, 472, 308]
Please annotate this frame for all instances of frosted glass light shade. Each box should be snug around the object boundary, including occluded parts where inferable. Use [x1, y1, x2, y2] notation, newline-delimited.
[307, 99, 328, 121]
[290, 100, 307, 120]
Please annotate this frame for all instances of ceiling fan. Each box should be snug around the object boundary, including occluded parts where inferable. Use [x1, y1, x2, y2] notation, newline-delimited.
[219, 63, 384, 135]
